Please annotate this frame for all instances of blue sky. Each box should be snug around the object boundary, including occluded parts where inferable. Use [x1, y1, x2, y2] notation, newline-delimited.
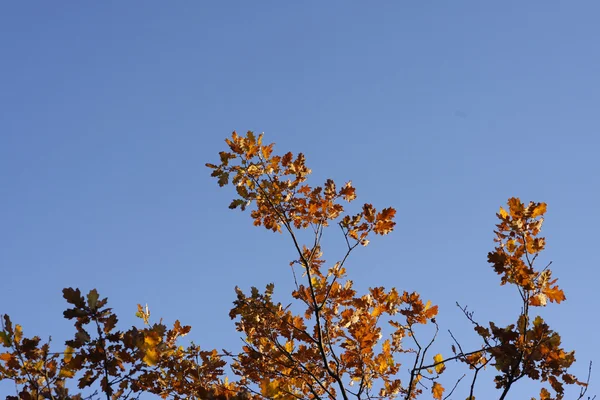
[1, 2, 598, 398]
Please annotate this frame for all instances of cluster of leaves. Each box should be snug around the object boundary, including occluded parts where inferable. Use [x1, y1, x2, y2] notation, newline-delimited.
[206, 131, 395, 238]
[1, 289, 244, 399]
[1, 131, 592, 400]
[205, 132, 590, 400]
[459, 200, 588, 399]
[209, 132, 438, 399]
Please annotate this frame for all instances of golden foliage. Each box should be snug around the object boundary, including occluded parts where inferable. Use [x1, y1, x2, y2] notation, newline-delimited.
[0, 133, 587, 400]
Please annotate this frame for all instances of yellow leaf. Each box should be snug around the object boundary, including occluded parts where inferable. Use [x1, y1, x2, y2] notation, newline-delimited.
[433, 353, 445, 374]
[14, 325, 22, 344]
[371, 305, 385, 317]
[59, 367, 75, 378]
[382, 339, 391, 354]
[145, 333, 161, 347]
[531, 203, 547, 218]
[143, 348, 159, 366]
[432, 382, 444, 400]
[64, 346, 74, 363]
[284, 341, 294, 353]
[499, 207, 508, 219]
[260, 379, 281, 398]
[506, 239, 516, 253]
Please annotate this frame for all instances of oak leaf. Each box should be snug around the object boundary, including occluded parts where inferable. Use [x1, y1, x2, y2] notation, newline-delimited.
[143, 348, 159, 366]
[432, 382, 444, 399]
[499, 206, 508, 219]
[433, 353, 445, 374]
[531, 202, 547, 218]
[87, 289, 99, 311]
[544, 285, 566, 304]
[64, 345, 74, 363]
[530, 293, 548, 307]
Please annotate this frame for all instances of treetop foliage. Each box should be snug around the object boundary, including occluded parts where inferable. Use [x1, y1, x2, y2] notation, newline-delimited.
[1, 131, 593, 400]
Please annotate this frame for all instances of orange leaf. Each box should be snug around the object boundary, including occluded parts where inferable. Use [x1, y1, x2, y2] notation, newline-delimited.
[508, 197, 524, 217]
[529, 293, 547, 307]
[539, 387, 551, 400]
[531, 202, 547, 218]
[340, 181, 356, 201]
[432, 382, 444, 399]
[543, 286, 566, 304]
[363, 204, 375, 223]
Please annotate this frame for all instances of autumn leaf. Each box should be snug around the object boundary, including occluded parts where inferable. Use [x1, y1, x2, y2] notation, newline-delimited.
[363, 203, 375, 223]
[284, 340, 294, 353]
[539, 387, 551, 400]
[506, 239, 516, 253]
[64, 345, 74, 363]
[87, 289, 99, 311]
[433, 353, 445, 374]
[145, 332, 161, 347]
[340, 181, 357, 201]
[218, 172, 230, 187]
[59, 367, 76, 378]
[374, 207, 396, 235]
[261, 142, 274, 160]
[372, 305, 386, 317]
[423, 300, 439, 320]
[103, 314, 118, 334]
[136, 304, 150, 325]
[143, 348, 159, 366]
[530, 293, 547, 307]
[432, 382, 444, 399]
[530, 202, 547, 218]
[260, 379, 281, 398]
[1, 136, 584, 400]
[14, 324, 22, 344]
[0, 331, 10, 347]
[543, 285, 566, 304]
[499, 206, 508, 219]
[62, 287, 85, 307]
[508, 197, 524, 217]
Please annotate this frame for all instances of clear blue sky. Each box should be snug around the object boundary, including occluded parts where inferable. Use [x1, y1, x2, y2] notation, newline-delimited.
[1, 2, 598, 398]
